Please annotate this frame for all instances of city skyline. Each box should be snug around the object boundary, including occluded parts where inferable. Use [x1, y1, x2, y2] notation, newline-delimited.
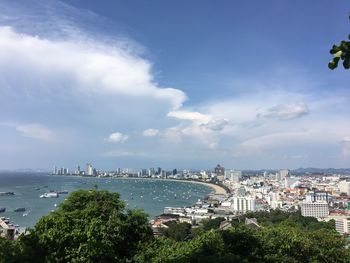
[0, 0, 350, 170]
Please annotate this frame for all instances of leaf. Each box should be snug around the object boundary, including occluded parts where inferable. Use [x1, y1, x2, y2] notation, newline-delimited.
[328, 57, 340, 70]
[343, 57, 350, 69]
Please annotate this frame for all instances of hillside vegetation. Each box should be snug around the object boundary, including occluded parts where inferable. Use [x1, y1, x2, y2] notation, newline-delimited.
[0, 190, 349, 263]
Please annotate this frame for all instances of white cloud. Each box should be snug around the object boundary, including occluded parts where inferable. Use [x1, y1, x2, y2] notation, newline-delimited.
[105, 132, 128, 143]
[0, 1, 349, 169]
[167, 110, 211, 123]
[143, 128, 159, 137]
[257, 103, 309, 120]
[16, 123, 56, 141]
[201, 118, 229, 131]
[0, 26, 187, 110]
[238, 131, 312, 152]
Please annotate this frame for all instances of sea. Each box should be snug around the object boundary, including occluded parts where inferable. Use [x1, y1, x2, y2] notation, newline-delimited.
[0, 172, 212, 228]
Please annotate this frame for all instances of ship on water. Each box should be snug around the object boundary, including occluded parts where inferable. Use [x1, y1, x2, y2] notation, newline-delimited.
[14, 208, 26, 212]
[0, 192, 14, 196]
[40, 192, 59, 198]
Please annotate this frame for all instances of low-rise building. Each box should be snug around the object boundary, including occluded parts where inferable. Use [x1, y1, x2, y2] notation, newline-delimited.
[335, 217, 350, 234]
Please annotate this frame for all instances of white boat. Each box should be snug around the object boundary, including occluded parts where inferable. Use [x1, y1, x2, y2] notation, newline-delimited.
[40, 192, 59, 198]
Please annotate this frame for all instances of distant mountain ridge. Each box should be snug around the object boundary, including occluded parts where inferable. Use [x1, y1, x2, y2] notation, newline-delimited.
[292, 167, 350, 174]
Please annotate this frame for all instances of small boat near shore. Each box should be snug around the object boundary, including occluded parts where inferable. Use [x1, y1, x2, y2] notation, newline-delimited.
[0, 192, 14, 196]
[0, 208, 5, 213]
[40, 192, 59, 198]
[14, 207, 26, 212]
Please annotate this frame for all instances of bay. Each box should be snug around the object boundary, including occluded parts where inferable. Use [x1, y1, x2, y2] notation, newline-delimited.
[0, 172, 212, 228]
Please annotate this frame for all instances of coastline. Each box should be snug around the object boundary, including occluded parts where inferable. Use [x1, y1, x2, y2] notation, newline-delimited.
[50, 174, 228, 195]
[155, 179, 228, 195]
[185, 180, 227, 195]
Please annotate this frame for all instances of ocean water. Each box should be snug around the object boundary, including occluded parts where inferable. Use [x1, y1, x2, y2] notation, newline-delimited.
[0, 172, 212, 228]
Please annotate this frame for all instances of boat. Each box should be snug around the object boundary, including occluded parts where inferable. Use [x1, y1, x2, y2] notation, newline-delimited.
[0, 192, 14, 196]
[57, 191, 68, 194]
[40, 192, 59, 198]
[14, 208, 26, 212]
[0, 208, 5, 213]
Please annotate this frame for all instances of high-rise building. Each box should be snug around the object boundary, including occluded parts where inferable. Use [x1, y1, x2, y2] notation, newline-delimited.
[335, 217, 350, 234]
[284, 176, 299, 188]
[161, 170, 166, 178]
[305, 191, 331, 203]
[338, 180, 350, 195]
[214, 164, 225, 176]
[86, 163, 93, 176]
[301, 201, 329, 218]
[232, 196, 256, 213]
[225, 170, 242, 182]
[148, 168, 153, 177]
[141, 169, 147, 177]
[279, 169, 289, 180]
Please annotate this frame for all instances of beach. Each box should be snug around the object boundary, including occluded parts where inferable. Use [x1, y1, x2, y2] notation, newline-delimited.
[188, 181, 227, 195]
[113, 177, 228, 195]
[115, 177, 228, 195]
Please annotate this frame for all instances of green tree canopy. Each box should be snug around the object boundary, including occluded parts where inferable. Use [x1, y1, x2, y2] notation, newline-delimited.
[200, 217, 226, 231]
[163, 222, 192, 242]
[19, 189, 153, 262]
[328, 14, 350, 69]
[1, 191, 349, 263]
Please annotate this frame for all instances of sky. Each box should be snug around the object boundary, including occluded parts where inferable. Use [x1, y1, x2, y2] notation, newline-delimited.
[0, 0, 349, 170]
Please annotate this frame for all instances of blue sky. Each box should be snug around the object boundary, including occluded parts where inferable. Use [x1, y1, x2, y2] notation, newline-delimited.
[0, 0, 349, 170]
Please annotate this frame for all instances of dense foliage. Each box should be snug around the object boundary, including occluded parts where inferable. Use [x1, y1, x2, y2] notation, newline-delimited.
[163, 222, 192, 241]
[328, 15, 350, 69]
[2, 189, 153, 263]
[135, 225, 350, 263]
[0, 190, 349, 263]
[241, 209, 335, 230]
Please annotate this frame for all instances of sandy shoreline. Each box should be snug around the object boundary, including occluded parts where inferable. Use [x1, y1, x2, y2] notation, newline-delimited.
[50, 174, 228, 195]
[111, 177, 228, 195]
[185, 180, 228, 195]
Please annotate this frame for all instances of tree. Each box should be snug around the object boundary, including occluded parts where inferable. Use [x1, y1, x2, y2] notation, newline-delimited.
[134, 230, 230, 263]
[21, 189, 153, 262]
[328, 15, 350, 69]
[200, 217, 225, 231]
[163, 222, 192, 242]
[257, 225, 350, 263]
[307, 228, 350, 263]
[220, 226, 263, 262]
[0, 237, 21, 263]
